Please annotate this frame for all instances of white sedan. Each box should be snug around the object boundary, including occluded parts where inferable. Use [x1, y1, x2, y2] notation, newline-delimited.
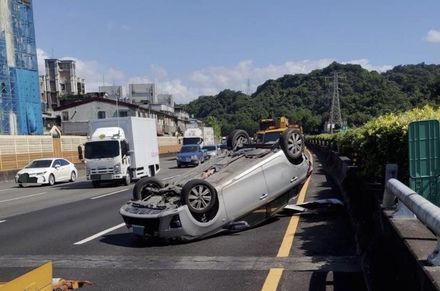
[15, 158, 78, 187]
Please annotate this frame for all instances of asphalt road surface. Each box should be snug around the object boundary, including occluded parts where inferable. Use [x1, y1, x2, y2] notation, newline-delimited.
[0, 154, 366, 290]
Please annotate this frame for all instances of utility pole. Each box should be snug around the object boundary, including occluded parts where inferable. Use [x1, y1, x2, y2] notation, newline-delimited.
[328, 72, 343, 134]
[246, 79, 251, 96]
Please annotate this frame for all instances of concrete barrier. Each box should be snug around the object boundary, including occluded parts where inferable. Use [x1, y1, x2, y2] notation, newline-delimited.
[307, 141, 440, 291]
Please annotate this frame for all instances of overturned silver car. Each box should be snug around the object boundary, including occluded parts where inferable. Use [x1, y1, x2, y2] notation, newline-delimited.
[119, 128, 312, 241]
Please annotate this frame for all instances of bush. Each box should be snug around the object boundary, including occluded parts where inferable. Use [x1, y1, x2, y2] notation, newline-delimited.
[309, 104, 440, 181]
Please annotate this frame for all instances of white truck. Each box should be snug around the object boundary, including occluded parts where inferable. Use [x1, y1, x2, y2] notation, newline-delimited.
[84, 117, 160, 187]
[182, 126, 214, 146]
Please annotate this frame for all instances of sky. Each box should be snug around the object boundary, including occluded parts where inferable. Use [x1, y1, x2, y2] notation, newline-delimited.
[33, 0, 440, 104]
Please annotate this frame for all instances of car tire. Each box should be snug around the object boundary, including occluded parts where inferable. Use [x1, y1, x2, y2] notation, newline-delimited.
[227, 129, 250, 150]
[279, 128, 304, 164]
[122, 174, 131, 186]
[177, 163, 181, 168]
[92, 180, 101, 188]
[70, 171, 77, 182]
[182, 179, 217, 214]
[48, 174, 55, 186]
[18, 183, 24, 188]
[132, 177, 164, 200]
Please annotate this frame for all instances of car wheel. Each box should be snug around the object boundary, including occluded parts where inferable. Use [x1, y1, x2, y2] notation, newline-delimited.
[70, 171, 77, 182]
[279, 128, 304, 164]
[48, 174, 55, 186]
[227, 129, 250, 150]
[132, 178, 164, 200]
[122, 174, 131, 186]
[182, 179, 217, 214]
[18, 183, 24, 188]
[92, 180, 100, 188]
[177, 163, 181, 168]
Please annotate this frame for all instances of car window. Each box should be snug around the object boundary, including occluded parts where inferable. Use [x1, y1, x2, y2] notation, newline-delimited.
[60, 159, 69, 166]
[203, 146, 217, 151]
[26, 159, 52, 168]
[180, 146, 199, 153]
[53, 159, 62, 168]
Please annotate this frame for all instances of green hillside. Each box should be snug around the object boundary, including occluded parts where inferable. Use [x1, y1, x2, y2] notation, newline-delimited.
[184, 62, 440, 135]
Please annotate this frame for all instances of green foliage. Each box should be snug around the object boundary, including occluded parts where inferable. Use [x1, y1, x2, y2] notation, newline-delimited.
[205, 115, 222, 141]
[184, 62, 440, 136]
[310, 104, 440, 180]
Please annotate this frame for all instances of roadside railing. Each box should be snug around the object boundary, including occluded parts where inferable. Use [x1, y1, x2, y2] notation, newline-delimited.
[383, 178, 440, 265]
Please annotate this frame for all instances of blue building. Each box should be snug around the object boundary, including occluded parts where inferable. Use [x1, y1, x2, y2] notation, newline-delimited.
[0, 0, 42, 135]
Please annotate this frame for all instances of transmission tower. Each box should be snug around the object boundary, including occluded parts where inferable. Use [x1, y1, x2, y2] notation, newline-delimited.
[329, 72, 343, 133]
[246, 79, 251, 95]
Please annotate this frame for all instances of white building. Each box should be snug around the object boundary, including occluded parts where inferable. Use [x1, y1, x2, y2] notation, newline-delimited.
[99, 85, 123, 100]
[128, 83, 156, 104]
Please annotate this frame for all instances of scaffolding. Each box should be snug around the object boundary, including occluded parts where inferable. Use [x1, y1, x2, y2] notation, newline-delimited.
[0, 0, 42, 135]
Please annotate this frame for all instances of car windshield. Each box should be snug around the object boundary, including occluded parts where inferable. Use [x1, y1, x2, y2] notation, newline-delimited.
[203, 146, 216, 151]
[85, 140, 120, 159]
[180, 146, 199, 153]
[183, 137, 202, 145]
[26, 160, 52, 168]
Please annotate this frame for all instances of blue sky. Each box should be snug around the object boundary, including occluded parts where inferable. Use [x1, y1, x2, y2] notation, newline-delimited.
[33, 0, 440, 103]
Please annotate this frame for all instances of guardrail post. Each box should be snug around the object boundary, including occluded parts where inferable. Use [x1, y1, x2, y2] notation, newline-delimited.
[428, 239, 440, 265]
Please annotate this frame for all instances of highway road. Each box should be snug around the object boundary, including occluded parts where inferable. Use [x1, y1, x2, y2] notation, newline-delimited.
[0, 154, 366, 290]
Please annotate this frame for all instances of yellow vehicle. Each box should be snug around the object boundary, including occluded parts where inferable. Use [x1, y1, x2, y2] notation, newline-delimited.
[255, 116, 301, 143]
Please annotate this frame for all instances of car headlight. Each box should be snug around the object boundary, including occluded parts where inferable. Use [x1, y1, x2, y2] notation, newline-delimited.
[34, 171, 47, 176]
[113, 163, 121, 174]
[191, 155, 198, 160]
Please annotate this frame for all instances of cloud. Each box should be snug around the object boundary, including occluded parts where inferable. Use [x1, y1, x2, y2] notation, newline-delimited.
[426, 29, 440, 43]
[36, 48, 393, 104]
[343, 59, 393, 72]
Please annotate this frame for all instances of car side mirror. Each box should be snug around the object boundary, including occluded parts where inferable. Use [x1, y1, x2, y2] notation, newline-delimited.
[55, 164, 60, 169]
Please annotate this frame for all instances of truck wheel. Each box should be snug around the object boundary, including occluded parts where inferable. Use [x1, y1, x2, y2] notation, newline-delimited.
[133, 178, 164, 200]
[279, 128, 304, 164]
[123, 174, 131, 186]
[182, 179, 217, 214]
[92, 180, 101, 188]
[227, 129, 250, 150]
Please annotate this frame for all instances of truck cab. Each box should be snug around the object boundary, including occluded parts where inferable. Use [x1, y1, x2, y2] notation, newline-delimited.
[85, 127, 131, 187]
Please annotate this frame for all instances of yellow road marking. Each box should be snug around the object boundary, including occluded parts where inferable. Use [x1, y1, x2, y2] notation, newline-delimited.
[261, 268, 284, 291]
[276, 175, 311, 257]
[261, 150, 314, 291]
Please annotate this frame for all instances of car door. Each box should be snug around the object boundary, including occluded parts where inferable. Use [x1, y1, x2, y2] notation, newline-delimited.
[60, 159, 71, 181]
[262, 152, 298, 199]
[221, 165, 270, 220]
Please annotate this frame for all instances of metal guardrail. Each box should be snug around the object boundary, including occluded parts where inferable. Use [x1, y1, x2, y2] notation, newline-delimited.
[383, 178, 440, 265]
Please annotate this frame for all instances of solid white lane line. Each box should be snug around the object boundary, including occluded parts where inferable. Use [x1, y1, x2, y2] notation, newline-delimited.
[0, 192, 48, 203]
[90, 189, 128, 200]
[0, 220, 6, 224]
[74, 223, 125, 245]
[0, 188, 13, 192]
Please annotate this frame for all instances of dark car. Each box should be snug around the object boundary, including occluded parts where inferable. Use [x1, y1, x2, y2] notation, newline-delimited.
[176, 145, 205, 167]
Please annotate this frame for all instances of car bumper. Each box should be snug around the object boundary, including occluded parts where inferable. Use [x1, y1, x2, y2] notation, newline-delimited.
[177, 159, 200, 166]
[119, 202, 226, 241]
[87, 173, 124, 181]
[16, 174, 47, 184]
